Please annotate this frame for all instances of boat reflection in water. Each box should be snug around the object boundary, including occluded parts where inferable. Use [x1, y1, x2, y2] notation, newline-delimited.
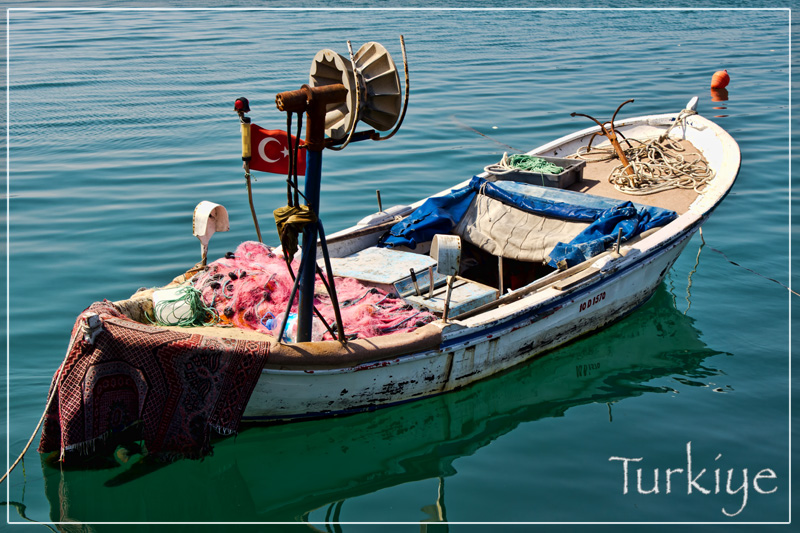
[42, 283, 723, 528]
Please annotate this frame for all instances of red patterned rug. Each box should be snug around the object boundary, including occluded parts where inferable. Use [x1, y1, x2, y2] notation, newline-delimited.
[39, 301, 269, 460]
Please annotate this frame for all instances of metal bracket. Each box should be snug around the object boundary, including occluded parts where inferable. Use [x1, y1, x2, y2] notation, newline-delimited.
[82, 313, 104, 345]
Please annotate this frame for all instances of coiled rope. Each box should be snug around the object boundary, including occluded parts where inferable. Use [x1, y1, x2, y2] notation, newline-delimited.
[150, 285, 219, 327]
[572, 110, 715, 195]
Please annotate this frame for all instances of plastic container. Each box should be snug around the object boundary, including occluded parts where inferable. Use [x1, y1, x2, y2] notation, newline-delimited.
[485, 155, 586, 189]
[270, 312, 326, 342]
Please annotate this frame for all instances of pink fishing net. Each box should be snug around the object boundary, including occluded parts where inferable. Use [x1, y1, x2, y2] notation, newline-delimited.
[191, 241, 435, 341]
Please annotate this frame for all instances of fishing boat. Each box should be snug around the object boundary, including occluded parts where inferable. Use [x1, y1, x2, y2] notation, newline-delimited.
[38, 39, 740, 462]
[41, 285, 717, 521]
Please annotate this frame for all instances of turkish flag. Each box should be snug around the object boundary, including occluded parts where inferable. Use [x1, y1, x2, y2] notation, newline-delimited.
[249, 124, 306, 175]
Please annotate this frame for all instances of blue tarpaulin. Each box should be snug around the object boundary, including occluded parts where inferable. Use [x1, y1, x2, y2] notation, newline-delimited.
[378, 183, 476, 250]
[379, 176, 677, 267]
[547, 201, 676, 267]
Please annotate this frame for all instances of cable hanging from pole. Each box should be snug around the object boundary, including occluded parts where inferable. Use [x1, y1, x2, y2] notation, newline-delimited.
[372, 35, 410, 142]
[293, 111, 302, 206]
[285, 111, 295, 207]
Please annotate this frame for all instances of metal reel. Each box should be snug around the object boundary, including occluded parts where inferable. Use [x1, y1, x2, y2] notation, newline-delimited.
[309, 42, 402, 140]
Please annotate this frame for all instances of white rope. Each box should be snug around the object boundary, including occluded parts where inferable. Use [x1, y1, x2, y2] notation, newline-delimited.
[484, 152, 516, 175]
[571, 110, 715, 196]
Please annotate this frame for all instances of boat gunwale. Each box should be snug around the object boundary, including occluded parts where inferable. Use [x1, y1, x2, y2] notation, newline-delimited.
[253, 108, 741, 375]
[257, 213, 705, 377]
[318, 110, 740, 258]
[112, 110, 738, 376]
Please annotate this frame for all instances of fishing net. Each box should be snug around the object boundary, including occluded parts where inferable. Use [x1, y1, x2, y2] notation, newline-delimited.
[190, 241, 436, 341]
[484, 152, 565, 176]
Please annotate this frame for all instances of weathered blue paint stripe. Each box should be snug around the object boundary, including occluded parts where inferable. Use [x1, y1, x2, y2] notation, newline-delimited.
[441, 220, 701, 349]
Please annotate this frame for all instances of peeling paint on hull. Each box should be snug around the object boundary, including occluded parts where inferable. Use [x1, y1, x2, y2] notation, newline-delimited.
[242, 110, 740, 422]
[242, 230, 691, 422]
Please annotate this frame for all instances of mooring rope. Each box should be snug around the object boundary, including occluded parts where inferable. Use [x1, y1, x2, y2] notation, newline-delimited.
[699, 230, 799, 297]
[450, 115, 520, 152]
[0, 326, 80, 486]
[0, 502, 58, 532]
[572, 110, 714, 195]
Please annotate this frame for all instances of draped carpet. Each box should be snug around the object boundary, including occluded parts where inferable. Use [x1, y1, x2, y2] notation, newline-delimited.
[39, 302, 270, 460]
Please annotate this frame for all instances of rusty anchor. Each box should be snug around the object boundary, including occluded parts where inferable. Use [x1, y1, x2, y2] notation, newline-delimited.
[571, 99, 636, 177]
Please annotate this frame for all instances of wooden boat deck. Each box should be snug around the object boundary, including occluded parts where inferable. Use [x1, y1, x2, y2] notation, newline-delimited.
[566, 139, 703, 214]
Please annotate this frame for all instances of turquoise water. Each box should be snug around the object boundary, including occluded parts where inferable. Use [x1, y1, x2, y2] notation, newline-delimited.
[3, 6, 794, 530]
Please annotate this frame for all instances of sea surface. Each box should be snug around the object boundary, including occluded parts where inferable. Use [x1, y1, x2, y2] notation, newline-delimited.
[2, 5, 795, 532]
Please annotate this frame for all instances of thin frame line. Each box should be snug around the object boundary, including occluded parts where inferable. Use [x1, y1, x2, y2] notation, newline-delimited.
[3, 6, 793, 11]
[4, 5, 792, 527]
[787, 7, 793, 527]
[5, 6, 10, 525]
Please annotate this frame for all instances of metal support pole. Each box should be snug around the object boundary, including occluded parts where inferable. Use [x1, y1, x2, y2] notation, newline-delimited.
[296, 150, 322, 342]
[498, 255, 504, 296]
[317, 221, 346, 344]
[442, 275, 456, 323]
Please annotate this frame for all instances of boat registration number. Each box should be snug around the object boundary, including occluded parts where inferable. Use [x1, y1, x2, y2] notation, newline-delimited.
[579, 291, 606, 312]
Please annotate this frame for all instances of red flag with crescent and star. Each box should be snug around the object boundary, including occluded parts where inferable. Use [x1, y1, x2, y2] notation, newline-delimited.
[249, 124, 306, 175]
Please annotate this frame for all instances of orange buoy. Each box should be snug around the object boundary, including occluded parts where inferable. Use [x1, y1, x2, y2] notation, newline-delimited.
[711, 70, 730, 89]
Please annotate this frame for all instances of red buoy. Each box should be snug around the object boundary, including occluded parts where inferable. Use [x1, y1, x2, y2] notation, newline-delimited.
[710, 70, 730, 89]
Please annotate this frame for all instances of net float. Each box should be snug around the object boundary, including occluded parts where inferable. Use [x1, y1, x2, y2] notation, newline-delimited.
[711, 70, 730, 89]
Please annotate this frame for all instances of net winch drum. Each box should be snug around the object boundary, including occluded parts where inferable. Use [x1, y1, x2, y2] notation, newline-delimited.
[308, 42, 403, 139]
[431, 234, 462, 277]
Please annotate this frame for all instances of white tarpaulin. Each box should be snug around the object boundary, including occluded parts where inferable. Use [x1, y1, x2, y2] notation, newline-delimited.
[454, 194, 589, 263]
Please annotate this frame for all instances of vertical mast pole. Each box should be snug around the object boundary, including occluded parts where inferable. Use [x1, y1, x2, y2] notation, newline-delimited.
[276, 84, 347, 342]
[295, 149, 322, 341]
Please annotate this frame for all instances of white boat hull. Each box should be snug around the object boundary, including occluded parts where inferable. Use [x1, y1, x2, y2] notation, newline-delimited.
[243, 218, 697, 421]
[242, 105, 741, 422]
